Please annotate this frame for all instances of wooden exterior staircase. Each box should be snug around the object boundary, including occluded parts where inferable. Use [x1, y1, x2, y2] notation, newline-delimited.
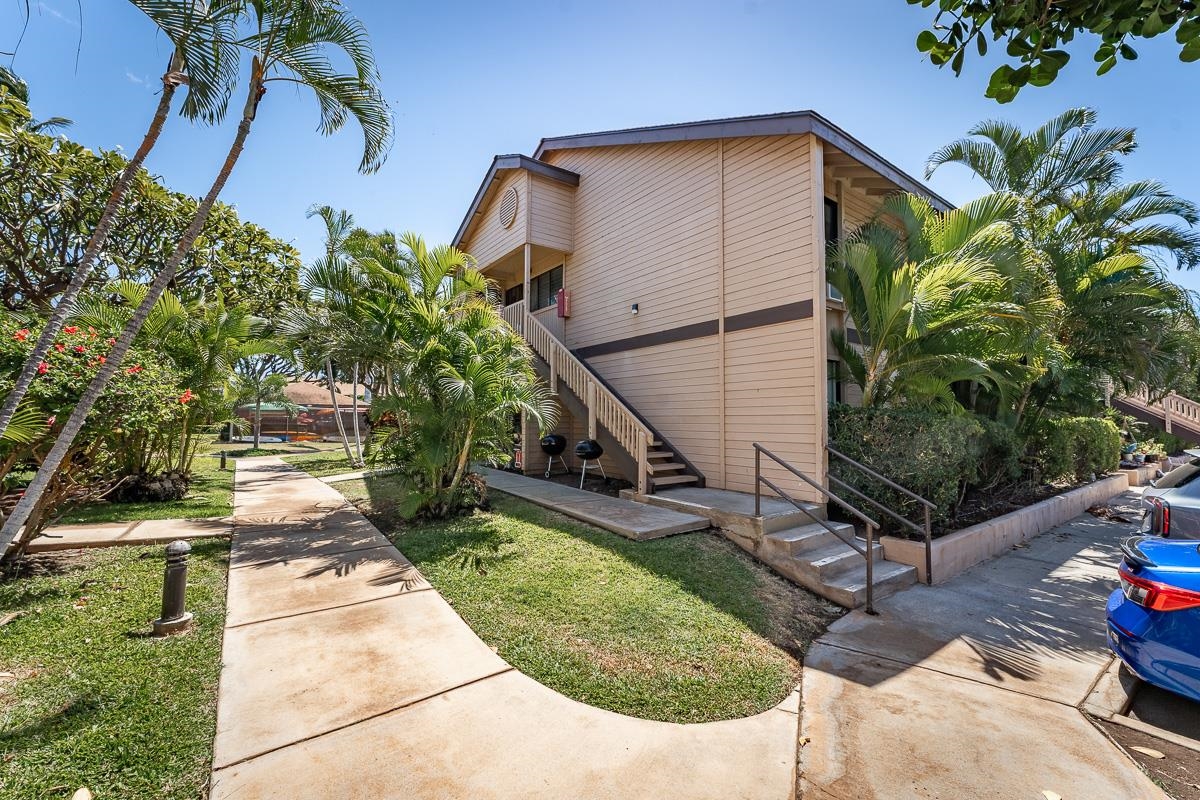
[1112, 388, 1200, 444]
[502, 301, 702, 493]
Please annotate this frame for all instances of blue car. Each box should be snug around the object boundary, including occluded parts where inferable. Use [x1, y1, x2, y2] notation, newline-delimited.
[1107, 535, 1200, 704]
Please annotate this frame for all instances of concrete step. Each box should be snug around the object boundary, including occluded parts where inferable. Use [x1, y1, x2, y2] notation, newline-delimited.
[824, 560, 918, 608]
[647, 462, 687, 474]
[799, 540, 884, 582]
[630, 486, 825, 538]
[763, 522, 854, 558]
[651, 474, 699, 488]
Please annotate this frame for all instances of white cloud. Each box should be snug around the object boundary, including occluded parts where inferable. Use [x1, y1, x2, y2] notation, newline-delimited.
[36, 1, 79, 27]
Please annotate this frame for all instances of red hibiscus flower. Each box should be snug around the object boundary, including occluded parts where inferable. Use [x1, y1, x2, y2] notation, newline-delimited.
[46, 415, 56, 427]
[179, 389, 195, 405]
[37, 362, 48, 374]
[13, 328, 29, 341]
[98, 356, 106, 364]
[106, 337, 116, 346]
[125, 364, 143, 375]
[54, 343, 65, 352]
[73, 345, 86, 354]
[63, 326, 78, 334]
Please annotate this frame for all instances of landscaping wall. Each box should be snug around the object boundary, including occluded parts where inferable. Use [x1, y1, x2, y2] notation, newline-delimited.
[881, 473, 1130, 584]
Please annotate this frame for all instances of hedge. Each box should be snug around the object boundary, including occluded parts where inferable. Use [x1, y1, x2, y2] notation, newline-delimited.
[1035, 417, 1121, 483]
[827, 405, 989, 534]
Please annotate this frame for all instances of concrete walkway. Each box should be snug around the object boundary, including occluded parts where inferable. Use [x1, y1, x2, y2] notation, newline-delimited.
[26, 516, 232, 553]
[800, 490, 1166, 799]
[479, 466, 709, 540]
[210, 457, 800, 800]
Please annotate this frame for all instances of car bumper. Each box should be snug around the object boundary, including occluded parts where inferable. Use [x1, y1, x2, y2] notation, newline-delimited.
[1107, 588, 1200, 704]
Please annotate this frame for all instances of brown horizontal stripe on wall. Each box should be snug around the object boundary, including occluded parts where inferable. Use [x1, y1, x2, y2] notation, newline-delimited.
[846, 327, 863, 346]
[573, 299, 816, 359]
[723, 299, 814, 333]
[574, 319, 719, 359]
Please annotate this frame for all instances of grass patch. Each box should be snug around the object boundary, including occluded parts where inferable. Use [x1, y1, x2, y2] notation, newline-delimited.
[280, 449, 357, 477]
[0, 540, 229, 799]
[56, 457, 234, 526]
[336, 475, 842, 723]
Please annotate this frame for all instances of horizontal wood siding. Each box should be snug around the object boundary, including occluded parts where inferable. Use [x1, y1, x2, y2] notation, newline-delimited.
[587, 338, 721, 480]
[462, 170, 527, 269]
[529, 175, 574, 252]
[545, 141, 721, 349]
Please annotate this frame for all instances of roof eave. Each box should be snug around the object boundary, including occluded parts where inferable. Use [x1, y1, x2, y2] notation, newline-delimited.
[531, 110, 952, 212]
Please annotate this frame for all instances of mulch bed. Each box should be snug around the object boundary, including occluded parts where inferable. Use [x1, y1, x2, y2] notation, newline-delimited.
[505, 468, 633, 498]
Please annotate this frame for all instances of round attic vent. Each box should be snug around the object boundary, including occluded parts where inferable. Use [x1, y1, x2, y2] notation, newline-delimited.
[498, 186, 518, 229]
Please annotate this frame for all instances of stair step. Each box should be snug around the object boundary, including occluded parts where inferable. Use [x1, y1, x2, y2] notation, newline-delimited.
[799, 540, 884, 581]
[647, 462, 687, 474]
[651, 439, 663, 447]
[646, 450, 674, 459]
[823, 560, 918, 608]
[764, 522, 855, 557]
[651, 474, 699, 488]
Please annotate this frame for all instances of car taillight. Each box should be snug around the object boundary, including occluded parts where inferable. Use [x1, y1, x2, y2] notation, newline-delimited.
[1119, 566, 1200, 611]
[1146, 497, 1171, 536]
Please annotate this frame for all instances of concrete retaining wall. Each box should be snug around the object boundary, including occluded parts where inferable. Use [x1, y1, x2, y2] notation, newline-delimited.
[881, 473, 1130, 584]
[1120, 464, 1159, 487]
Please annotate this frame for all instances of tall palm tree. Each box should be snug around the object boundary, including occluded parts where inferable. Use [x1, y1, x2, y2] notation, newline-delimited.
[1, 0, 392, 555]
[232, 355, 296, 449]
[0, 0, 239, 442]
[927, 108, 1200, 419]
[827, 192, 1033, 410]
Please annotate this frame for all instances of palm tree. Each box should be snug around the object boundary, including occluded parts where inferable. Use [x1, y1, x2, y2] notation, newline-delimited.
[232, 356, 296, 449]
[0, 1, 239, 443]
[1, 0, 392, 555]
[927, 108, 1200, 419]
[364, 233, 555, 517]
[827, 192, 1032, 410]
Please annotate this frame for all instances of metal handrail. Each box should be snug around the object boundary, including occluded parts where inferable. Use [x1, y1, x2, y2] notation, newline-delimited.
[754, 443, 879, 614]
[826, 443, 936, 586]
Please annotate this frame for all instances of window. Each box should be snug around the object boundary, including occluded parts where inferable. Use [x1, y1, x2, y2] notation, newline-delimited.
[504, 284, 524, 306]
[827, 359, 843, 405]
[824, 197, 844, 302]
[530, 265, 563, 311]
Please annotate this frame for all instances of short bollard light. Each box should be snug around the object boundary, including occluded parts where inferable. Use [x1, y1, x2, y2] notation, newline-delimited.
[152, 540, 193, 636]
[220, 451, 228, 471]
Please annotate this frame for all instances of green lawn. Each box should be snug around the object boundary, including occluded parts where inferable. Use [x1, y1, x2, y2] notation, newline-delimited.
[335, 475, 842, 723]
[280, 448, 357, 477]
[0, 540, 229, 799]
[56, 456, 234, 526]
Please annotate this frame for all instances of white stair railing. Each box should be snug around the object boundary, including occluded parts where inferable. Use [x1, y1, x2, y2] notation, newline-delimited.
[502, 303, 651, 494]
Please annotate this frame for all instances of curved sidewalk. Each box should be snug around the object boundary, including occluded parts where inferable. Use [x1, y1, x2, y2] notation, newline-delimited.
[210, 458, 800, 800]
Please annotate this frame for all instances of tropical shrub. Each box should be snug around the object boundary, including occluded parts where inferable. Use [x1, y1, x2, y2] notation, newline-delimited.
[358, 234, 555, 519]
[828, 404, 991, 532]
[1033, 417, 1121, 482]
[0, 318, 188, 548]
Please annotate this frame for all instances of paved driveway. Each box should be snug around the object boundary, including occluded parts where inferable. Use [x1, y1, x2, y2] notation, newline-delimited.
[800, 492, 1166, 799]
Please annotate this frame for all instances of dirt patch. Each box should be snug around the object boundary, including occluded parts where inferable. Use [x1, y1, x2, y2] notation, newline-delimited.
[1, 549, 92, 582]
[692, 532, 844, 658]
[1096, 718, 1200, 799]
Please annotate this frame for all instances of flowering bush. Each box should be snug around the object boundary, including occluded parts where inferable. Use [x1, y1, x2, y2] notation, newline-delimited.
[1, 318, 189, 536]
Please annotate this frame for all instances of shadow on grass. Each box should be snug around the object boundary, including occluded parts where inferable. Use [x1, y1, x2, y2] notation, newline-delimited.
[354, 474, 838, 659]
[0, 696, 102, 749]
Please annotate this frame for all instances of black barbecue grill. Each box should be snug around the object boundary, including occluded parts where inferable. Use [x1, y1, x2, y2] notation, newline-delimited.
[574, 439, 606, 488]
[539, 434, 568, 477]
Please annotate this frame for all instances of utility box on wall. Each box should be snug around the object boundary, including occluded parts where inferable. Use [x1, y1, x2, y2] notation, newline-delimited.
[557, 289, 571, 318]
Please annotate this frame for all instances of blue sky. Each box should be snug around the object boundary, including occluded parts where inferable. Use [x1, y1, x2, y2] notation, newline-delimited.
[6, 0, 1200, 292]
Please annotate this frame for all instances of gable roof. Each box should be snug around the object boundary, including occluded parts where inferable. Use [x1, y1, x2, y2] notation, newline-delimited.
[533, 110, 953, 211]
[452, 154, 580, 248]
[453, 111, 952, 249]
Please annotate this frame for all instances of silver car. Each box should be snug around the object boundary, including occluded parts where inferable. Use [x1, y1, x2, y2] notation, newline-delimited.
[1142, 451, 1200, 539]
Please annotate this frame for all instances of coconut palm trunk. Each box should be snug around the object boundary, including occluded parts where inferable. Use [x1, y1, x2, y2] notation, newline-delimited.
[325, 359, 355, 465]
[0, 72, 265, 556]
[0, 51, 186, 441]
